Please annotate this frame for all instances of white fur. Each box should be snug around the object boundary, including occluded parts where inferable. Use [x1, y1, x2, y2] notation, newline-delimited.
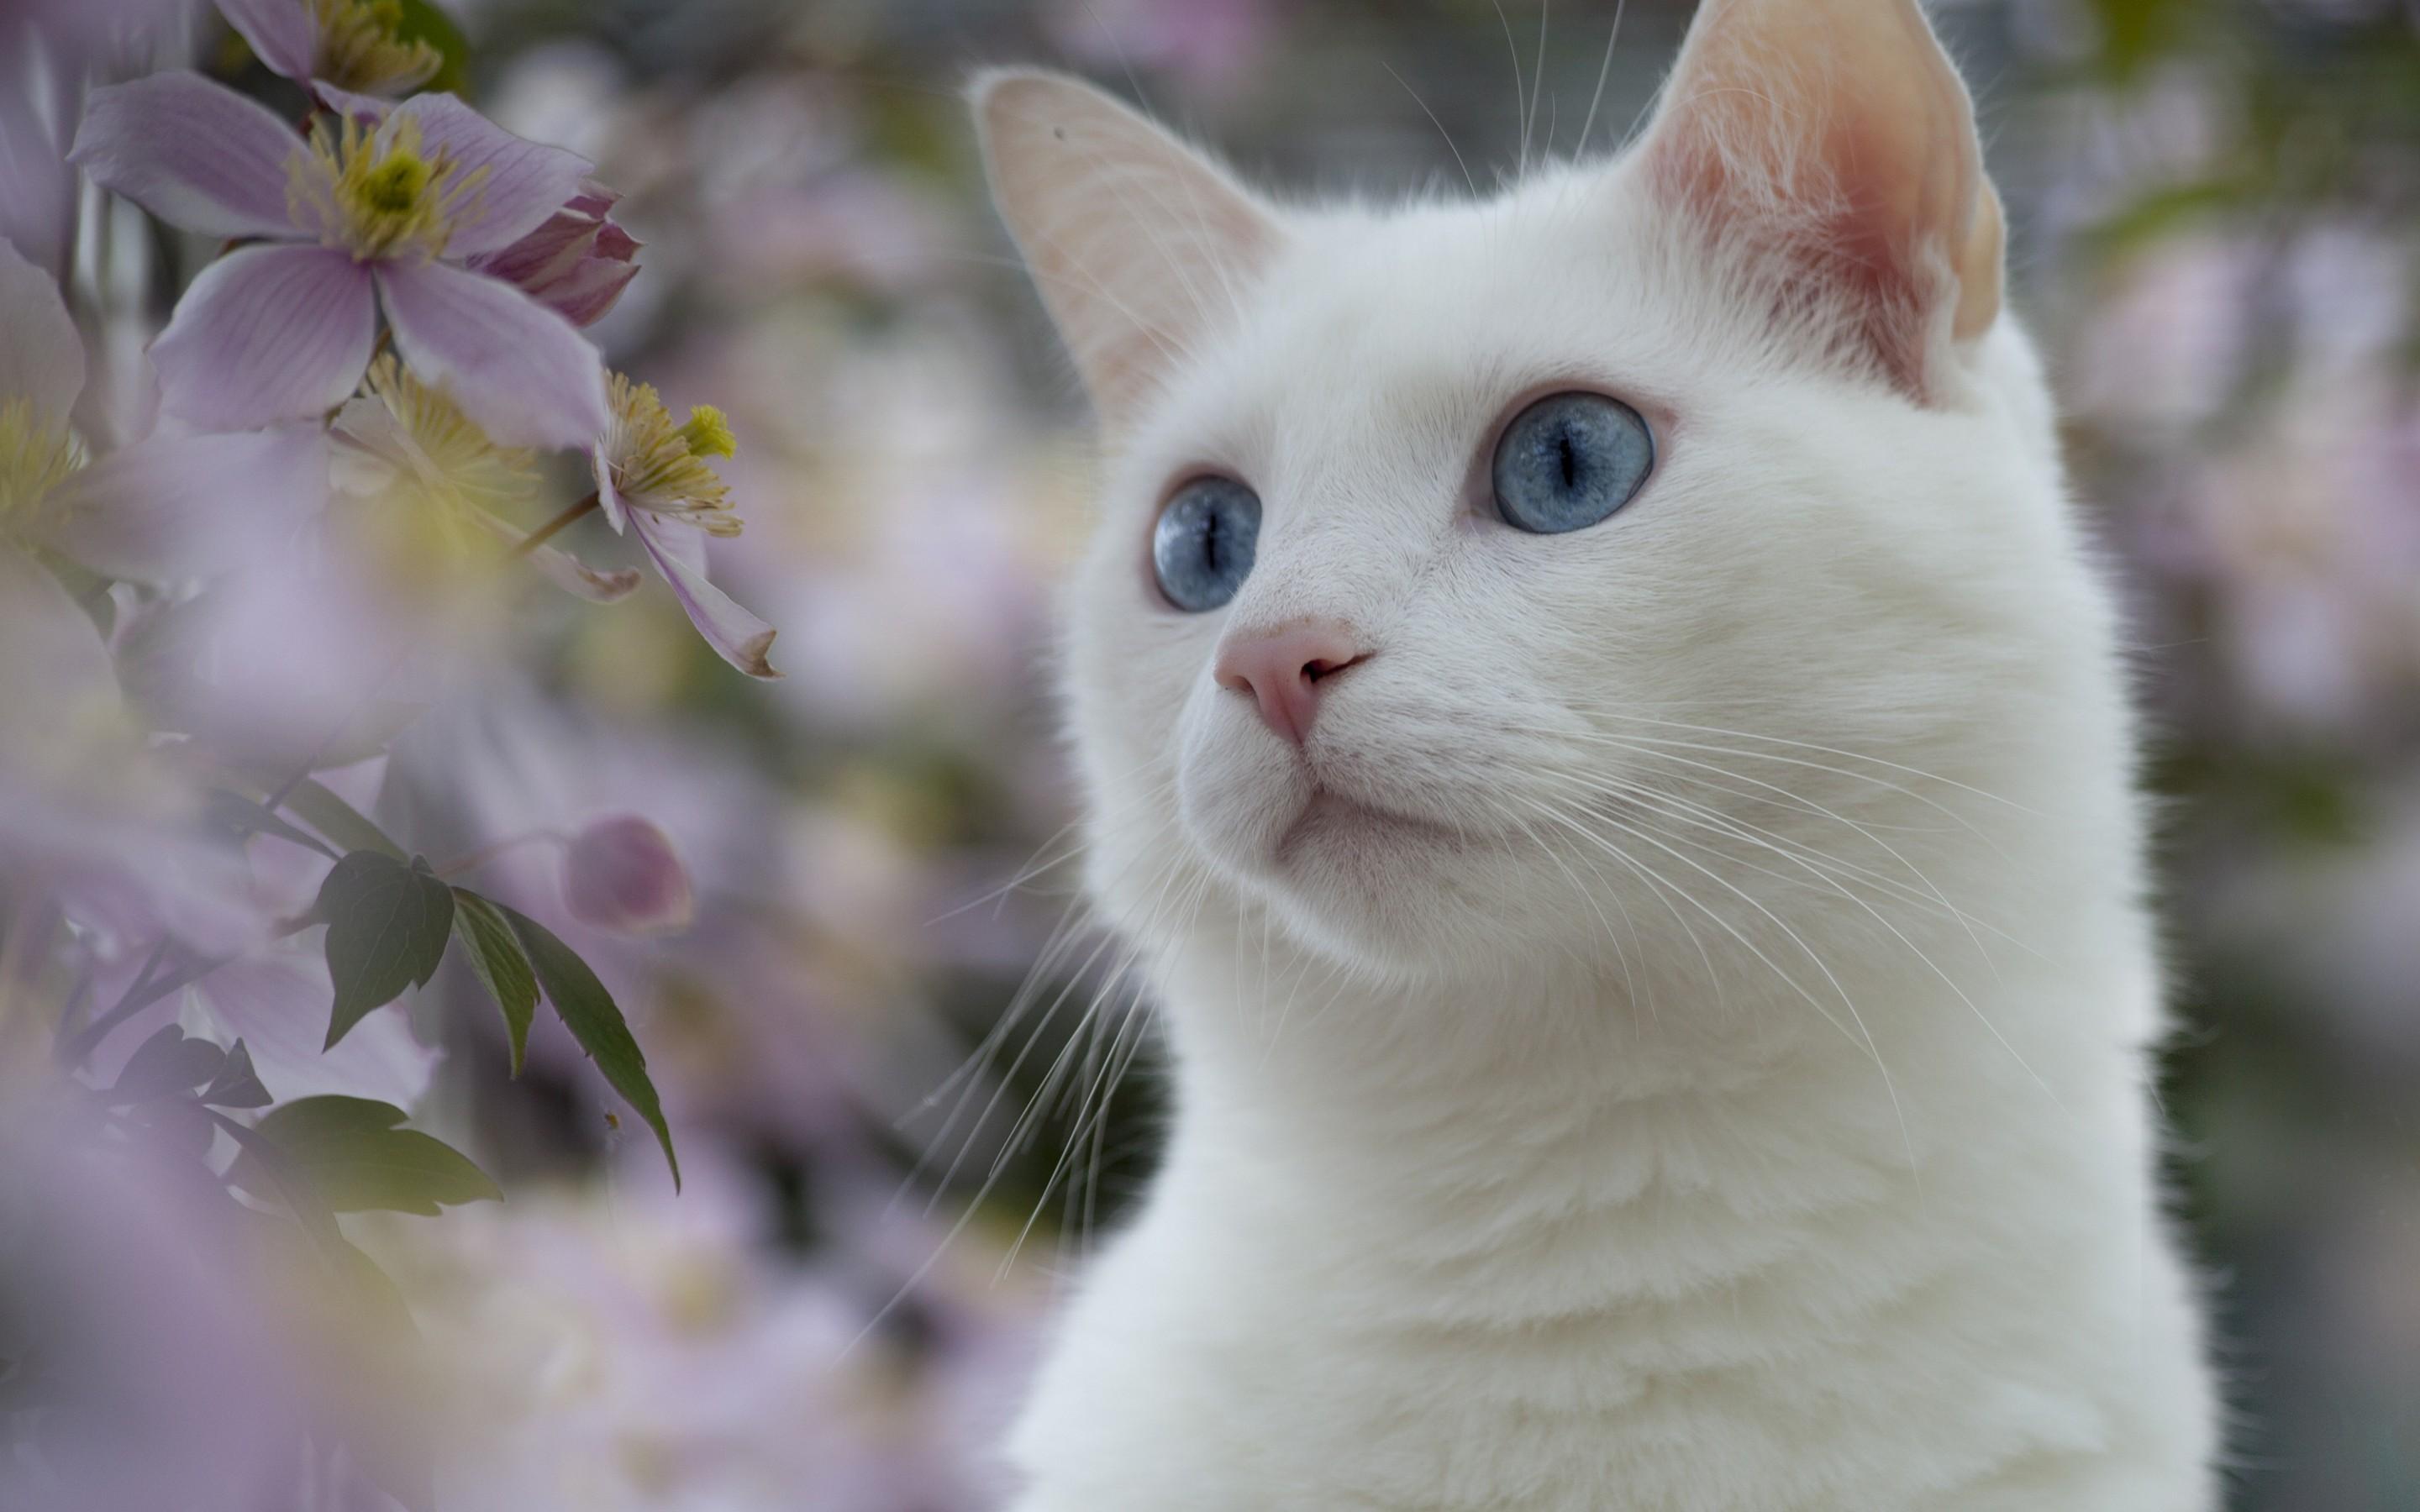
[973, 8, 2220, 1505]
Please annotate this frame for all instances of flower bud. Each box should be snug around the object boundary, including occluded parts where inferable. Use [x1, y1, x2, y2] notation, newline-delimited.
[562, 814, 694, 936]
[466, 186, 641, 329]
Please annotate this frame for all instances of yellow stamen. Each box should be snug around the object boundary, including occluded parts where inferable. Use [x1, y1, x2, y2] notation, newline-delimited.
[308, 0, 443, 94]
[676, 405, 736, 461]
[292, 115, 485, 261]
[603, 375, 743, 538]
[349, 354, 537, 520]
[0, 398, 85, 533]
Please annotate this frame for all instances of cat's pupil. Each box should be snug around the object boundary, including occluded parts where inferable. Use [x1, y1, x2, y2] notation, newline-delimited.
[1558, 433, 1579, 490]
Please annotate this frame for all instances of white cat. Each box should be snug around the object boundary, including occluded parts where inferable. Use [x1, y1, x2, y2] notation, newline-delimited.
[971, 0, 2220, 1505]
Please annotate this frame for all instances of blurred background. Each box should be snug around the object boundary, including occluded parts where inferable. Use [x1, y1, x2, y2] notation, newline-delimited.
[8, 0, 2419, 1506]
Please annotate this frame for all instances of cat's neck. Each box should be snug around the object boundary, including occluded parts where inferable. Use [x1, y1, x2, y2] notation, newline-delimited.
[1146, 914, 2156, 1316]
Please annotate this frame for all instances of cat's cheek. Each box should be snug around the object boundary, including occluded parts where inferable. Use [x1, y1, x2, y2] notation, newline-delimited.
[1172, 685, 1310, 880]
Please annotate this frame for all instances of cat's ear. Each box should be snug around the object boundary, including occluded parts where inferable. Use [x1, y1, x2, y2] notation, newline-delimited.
[973, 70, 1283, 432]
[1637, 0, 2003, 402]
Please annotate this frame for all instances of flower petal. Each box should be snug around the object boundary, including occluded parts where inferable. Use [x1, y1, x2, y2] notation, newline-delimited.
[307, 81, 392, 127]
[46, 423, 329, 581]
[196, 954, 441, 1108]
[528, 249, 640, 328]
[151, 244, 376, 431]
[591, 442, 627, 532]
[70, 72, 306, 240]
[0, 234, 84, 422]
[387, 93, 592, 257]
[528, 541, 643, 601]
[465, 505, 639, 601]
[0, 87, 76, 282]
[213, 0, 318, 81]
[0, 538, 117, 713]
[632, 512, 780, 679]
[463, 192, 642, 331]
[376, 258, 607, 449]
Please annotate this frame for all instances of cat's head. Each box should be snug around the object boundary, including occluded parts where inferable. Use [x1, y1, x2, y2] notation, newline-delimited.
[976, 0, 2123, 989]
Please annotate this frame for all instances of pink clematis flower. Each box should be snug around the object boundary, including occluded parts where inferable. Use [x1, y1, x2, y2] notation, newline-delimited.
[592, 372, 780, 679]
[214, 0, 442, 97]
[69, 71, 608, 448]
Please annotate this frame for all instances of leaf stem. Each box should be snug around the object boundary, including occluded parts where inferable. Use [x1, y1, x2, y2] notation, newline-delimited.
[63, 951, 225, 1063]
[431, 828, 569, 879]
[510, 492, 601, 558]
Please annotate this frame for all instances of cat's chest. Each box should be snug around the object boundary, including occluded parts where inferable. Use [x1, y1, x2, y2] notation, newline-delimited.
[1006, 1118, 2206, 1512]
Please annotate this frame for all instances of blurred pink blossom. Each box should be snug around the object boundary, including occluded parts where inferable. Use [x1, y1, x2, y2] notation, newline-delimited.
[0, 1099, 309, 1512]
[214, 0, 439, 96]
[564, 813, 697, 937]
[1043, 0, 1280, 92]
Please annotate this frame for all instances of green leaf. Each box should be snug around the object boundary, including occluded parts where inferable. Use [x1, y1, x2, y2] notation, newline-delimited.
[200, 1039, 272, 1109]
[110, 1025, 226, 1102]
[239, 1096, 501, 1216]
[283, 778, 405, 860]
[392, 0, 471, 96]
[316, 852, 455, 1049]
[449, 890, 535, 1075]
[203, 789, 339, 860]
[497, 905, 680, 1188]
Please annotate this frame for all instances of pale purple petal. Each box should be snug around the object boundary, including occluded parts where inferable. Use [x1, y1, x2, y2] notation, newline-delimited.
[307, 80, 392, 127]
[592, 441, 627, 531]
[152, 244, 376, 431]
[0, 87, 76, 282]
[464, 503, 639, 600]
[387, 93, 592, 257]
[528, 541, 643, 601]
[45, 423, 329, 580]
[214, 0, 318, 80]
[463, 205, 597, 286]
[70, 72, 306, 240]
[0, 233, 84, 422]
[529, 245, 640, 328]
[633, 512, 780, 679]
[195, 953, 441, 1108]
[461, 187, 641, 328]
[0, 539, 116, 711]
[376, 257, 607, 448]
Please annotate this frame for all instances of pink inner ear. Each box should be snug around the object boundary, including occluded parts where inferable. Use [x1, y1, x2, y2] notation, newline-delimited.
[1639, 0, 1997, 405]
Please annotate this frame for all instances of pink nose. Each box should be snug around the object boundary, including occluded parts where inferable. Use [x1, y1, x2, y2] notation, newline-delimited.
[1213, 622, 1370, 746]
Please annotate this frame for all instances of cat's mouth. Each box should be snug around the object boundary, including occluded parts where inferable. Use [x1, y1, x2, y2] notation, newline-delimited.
[1271, 785, 1465, 863]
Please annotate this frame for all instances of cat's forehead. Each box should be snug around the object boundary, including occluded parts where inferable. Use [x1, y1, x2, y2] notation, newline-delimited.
[1150, 165, 1697, 450]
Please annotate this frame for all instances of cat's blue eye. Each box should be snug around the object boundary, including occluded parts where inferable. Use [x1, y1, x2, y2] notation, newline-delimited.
[1152, 475, 1261, 612]
[1491, 391, 1655, 534]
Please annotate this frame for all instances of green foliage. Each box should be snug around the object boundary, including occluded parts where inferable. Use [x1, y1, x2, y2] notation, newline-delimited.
[316, 852, 455, 1049]
[449, 889, 536, 1074]
[108, 1025, 229, 1103]
[2085, 0, 2197, 80]
[201, 1040, 273, 1108]
[393, 0, 472, 96]
[237, 1096, 501, 1216]
[497, 903, 681, 1187]
[285, 778, 406, 860]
